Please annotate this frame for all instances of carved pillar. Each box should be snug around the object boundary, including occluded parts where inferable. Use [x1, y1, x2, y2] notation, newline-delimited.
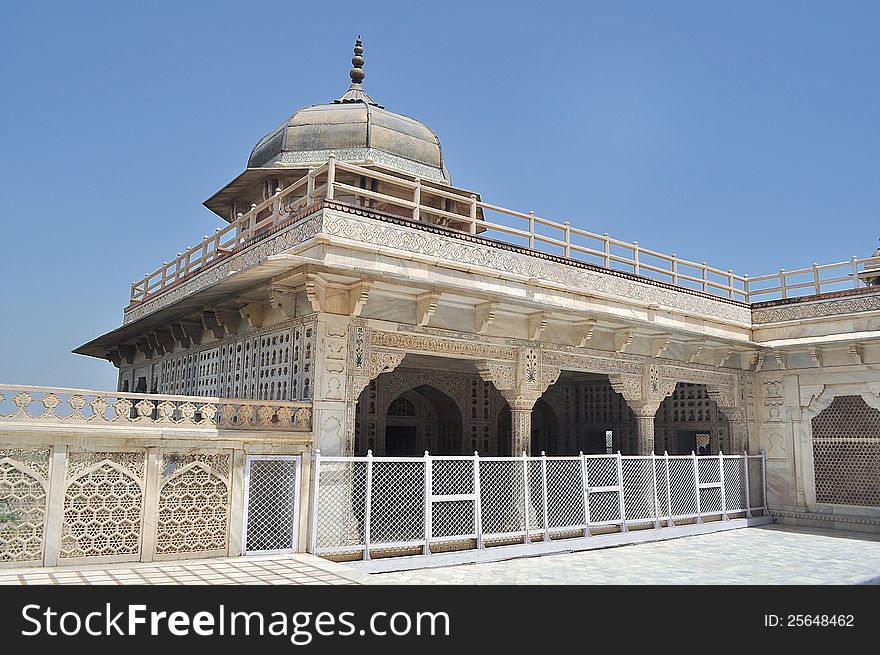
[312, 314, 352, 455]
[633, 409, 658, 455]
[609, 364, 675, 455]
[503, 394, 542, 455]
[477, 347, 560, 456]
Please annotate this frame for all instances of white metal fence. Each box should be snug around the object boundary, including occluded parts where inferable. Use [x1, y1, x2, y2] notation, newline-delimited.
[309, 451, 767, 560]
[242, 455, 301, 555]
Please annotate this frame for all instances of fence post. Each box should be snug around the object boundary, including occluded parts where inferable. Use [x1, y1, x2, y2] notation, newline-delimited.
[306, 167, 315, 205]
[564, 222, 571, 258]
[719, 450, 728, 521]
[469, 194, 478, 235]
[579, 452, 591, 537]
[633, 241, 640, 275]
[603, 233, 611, 268]
[424, 451, 432, 555]
[412, 178, 421, 222]
[743, 274, 750, 302]
[325, 154, 336, 201]
[779, 269, 787, 299]
[616, 451, 628, 533]
[743, 451, 752, 518]
[651, 453, 661, 529]
[671, 254, 678, 285]
[701, 263, 708, 292]
[852, 256, 860, 289]
[308, 449, 321, 555]
[473, 452, 483, 549]
[363, 450, 372, 561]
[541, 451, 550, 542]
[664, 451, 674, 528]
[692, 451, 703, 523]
[522, 451, 531, 544]
[761, 450, 769, 516]
[812, 263, 821, 295]
[528, 212, 535, 249]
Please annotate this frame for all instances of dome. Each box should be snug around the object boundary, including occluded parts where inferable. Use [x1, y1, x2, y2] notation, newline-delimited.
[246, 39, 450, 183]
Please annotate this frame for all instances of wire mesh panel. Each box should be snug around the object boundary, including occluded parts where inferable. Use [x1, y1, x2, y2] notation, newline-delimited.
[697, 457, 721, 485]
[370, 460, 424, 545]
[545, 458, 585, 531]
[244, 457, 299, 554]
[748, 457, 765, 510]
[314, 460, 366, 551]
[723, 457, 746, 512]
[585, 456, 618, 487]
[432, 500, 475, 538]
[527, 460, 544, 532]
[621, 457, 657, 523]
[585, 456, 621, 525]
[655, 458, 669, 518]
[432, 459, 473, 496]
[697, 457, 722, 515]
[668, 457, 698, 518]
[479, 459, 525, 537]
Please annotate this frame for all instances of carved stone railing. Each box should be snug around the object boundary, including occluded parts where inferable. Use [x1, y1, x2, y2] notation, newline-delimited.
[0, 385, 312, 432]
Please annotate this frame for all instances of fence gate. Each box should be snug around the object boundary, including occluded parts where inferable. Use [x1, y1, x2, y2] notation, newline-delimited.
[242, 455, 301, 555]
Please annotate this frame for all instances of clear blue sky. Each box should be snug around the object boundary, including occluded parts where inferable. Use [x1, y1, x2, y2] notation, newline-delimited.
[1, 1, 878, 390]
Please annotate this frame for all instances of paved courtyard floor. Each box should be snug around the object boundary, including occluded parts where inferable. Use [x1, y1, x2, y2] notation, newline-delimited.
[0, 553, 374, 586]
[1, 525, 877, 585]
[373, 525, 880, 585]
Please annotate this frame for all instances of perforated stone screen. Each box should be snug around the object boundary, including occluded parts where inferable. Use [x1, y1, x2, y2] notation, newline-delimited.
[811, 396, 880, 508]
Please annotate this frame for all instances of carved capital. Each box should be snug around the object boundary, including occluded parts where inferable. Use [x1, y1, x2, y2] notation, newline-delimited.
[500, 391, 544, 412]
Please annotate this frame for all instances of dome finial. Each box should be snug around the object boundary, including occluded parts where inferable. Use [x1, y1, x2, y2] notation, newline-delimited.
[350, 36, 365, 85]
[335, 36, 382, 107]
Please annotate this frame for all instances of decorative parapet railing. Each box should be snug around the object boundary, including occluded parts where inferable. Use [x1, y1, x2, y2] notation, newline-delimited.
[128, 156, 880, 307]
[0, 385, 312, 432]
[746, 255, 880, 302]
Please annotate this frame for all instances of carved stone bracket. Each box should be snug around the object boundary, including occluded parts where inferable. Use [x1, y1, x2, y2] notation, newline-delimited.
[573, 319, 597, 347]
[416, 292, 440, 327]
[369, 348, 407, 380]
[475, 302, 498, 335]
[269, 286, 298, 318]
[348, 281, 372, 317]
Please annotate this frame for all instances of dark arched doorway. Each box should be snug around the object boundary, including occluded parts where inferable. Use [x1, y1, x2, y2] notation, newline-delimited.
[655, 383, 731, 454]
[384, 384, 463, 456]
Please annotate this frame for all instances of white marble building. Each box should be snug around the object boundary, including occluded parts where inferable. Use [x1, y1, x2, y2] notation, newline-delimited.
[2, 39, 879, 570]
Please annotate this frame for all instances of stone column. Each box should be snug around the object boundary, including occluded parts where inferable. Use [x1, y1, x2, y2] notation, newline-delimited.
[510, 405, 534, 456]
[633, 408, 658, 455]
[312, 315, 352, 455]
